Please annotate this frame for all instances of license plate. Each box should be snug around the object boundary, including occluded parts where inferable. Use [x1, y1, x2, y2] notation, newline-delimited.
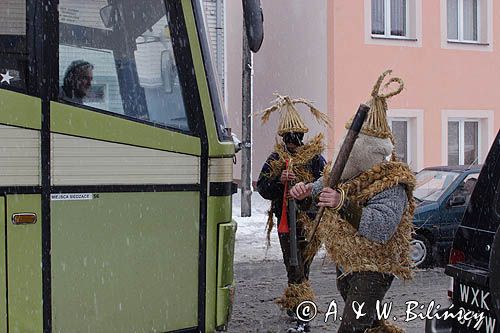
[452, 282, 497, 332]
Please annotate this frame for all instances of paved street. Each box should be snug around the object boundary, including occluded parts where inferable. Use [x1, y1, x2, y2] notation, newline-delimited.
[228, 259, 450, 332]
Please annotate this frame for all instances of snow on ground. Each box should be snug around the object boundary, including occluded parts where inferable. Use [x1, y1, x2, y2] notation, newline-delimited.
[232, 189, 282, 262]
[232, 189, 326, 263]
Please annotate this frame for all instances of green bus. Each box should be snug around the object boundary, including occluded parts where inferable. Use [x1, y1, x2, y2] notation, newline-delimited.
[0, 0, 238, 332]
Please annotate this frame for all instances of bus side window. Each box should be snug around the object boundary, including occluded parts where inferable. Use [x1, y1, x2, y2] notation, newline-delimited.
[0, 0, 29, 92]
[58, 0, 190, 132]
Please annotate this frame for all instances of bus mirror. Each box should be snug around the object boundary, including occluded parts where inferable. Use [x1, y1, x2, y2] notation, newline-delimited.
[100, 5, 115, 28]
[242, 0, 264, 53]
[231, 132, 242, 153]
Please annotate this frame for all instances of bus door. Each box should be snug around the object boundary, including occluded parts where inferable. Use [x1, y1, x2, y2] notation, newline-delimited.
[51, 0, 204, 331]
[0, 96, 44, 333]
[0, 0, 45, 331]
[0, 101, 44, 333]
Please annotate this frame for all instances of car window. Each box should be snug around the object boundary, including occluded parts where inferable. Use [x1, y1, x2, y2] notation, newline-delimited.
[414, 170, 459, 202]
[451, 173, 479, 204]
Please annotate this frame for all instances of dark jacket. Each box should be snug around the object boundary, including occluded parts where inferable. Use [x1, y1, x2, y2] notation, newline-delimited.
[256, 151, 326, 221]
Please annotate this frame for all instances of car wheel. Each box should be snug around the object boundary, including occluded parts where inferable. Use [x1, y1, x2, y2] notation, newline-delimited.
[410, 234, 432, 268]
[489, 228, 500, 320]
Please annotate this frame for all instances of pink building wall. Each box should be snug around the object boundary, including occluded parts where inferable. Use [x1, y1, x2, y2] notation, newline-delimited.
[328, 0, 499, 169]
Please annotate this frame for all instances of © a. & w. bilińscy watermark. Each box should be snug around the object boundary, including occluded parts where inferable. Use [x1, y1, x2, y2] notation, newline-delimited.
[295, 299, 491, 331]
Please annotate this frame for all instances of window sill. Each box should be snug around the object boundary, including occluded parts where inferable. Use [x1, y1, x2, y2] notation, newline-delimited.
[371, 35, 418, 42]
[447, 39, 490, 46]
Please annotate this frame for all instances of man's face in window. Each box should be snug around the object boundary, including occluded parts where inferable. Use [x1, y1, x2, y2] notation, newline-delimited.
[74, 66, 93, 99]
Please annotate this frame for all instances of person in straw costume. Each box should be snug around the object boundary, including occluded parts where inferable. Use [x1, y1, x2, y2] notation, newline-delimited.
[290, 70, 416, 333]
[256, 94, 329, 331]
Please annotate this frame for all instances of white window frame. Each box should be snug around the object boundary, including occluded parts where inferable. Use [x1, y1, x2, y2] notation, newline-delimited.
[388, 118, 411, 164]
[441, 110, 495, 165]
[441, 0, 492, 51]
[371, 0, 410, 39]
[387, 109, 424, 171]
[447, 118, 481, 165]
[447, 0, 480, 43]
[365, 0, 421, 47]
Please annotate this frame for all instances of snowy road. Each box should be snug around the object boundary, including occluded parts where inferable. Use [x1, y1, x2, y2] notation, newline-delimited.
[230, 191, 451, 332]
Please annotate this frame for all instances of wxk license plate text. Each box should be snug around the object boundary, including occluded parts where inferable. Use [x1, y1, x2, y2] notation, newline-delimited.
[455, 283, 497, 332]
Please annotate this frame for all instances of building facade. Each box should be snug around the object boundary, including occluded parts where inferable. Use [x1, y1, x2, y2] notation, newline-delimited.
[203, 0, 226, 95]
[225, 0, 500, 181]
[328, 0, 499, 171]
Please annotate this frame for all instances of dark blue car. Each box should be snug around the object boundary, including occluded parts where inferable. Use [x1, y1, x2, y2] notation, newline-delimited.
[411, 165, 481, 267]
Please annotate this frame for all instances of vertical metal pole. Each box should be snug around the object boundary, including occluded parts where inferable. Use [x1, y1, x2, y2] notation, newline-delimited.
[40, 0, 59, 331]
[241, 25, 253, 217]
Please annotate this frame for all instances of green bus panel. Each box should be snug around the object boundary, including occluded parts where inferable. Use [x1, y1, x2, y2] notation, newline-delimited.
[205, 196, 232, 331]
[6, 195, 43, 333]
[51, 192, 199, 332]
[51, 102, 201, 156]
[0, 90, 41, 130]
[0, 197, 6, 333]
[216, 221, 237, 328]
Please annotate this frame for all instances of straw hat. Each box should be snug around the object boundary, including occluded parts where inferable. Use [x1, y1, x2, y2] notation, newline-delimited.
[345, 70, 404, 139]
[259, 94, 329, 136]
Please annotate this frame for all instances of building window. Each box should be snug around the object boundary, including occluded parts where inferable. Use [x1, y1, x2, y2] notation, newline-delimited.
[389, 119, 410, 163]
[366, 0, 421, 47]
[388, 110, 424, 171]
[448, 120, 479, 165]
[372, 0, 409, 37]
[447, 0, 479, 42]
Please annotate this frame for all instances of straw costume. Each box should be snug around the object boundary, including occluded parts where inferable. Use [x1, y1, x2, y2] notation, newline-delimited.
[256, 95, 328, 321]
[309, 70, 416, 333]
